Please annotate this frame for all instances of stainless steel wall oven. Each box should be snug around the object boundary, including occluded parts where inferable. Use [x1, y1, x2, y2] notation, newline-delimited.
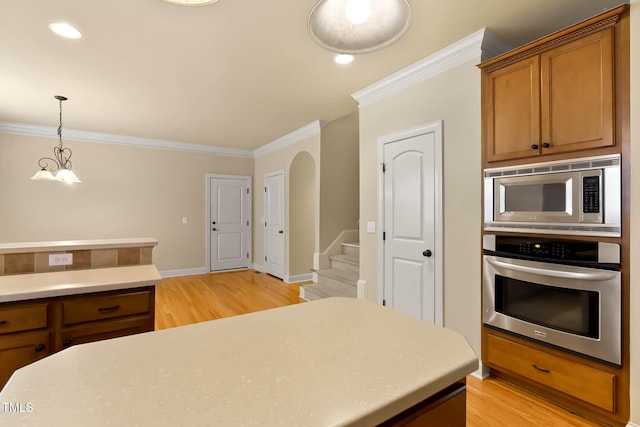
[483, 235, 621, 365]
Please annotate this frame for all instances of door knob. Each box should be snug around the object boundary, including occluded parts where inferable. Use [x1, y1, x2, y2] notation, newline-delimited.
[212, 221, 216, 225]
[212, 228, 217, 231]
[422, 249, 432, 257]
[278, 230, 284, 234]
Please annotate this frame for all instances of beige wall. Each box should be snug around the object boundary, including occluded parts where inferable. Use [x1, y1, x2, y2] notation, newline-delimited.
[290, 151, 316, 277]
[253, 134, 321, 279]
[629, 0, 638, 424]
[358, 59, 482, 355]
[0, 133, 253, 272]
[319, 112, 359, 251]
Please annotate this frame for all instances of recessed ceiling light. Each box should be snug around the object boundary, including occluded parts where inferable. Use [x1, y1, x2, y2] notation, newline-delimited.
[49, 23, 82, 39]
[160, 0, 219, 6]
[335, 54, 354, 65]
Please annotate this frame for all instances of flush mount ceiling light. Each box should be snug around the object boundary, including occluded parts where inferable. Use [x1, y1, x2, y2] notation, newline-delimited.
[30, 96, 81, 183]
[308, 0, 412, 54]
[160, 0, 219, 6]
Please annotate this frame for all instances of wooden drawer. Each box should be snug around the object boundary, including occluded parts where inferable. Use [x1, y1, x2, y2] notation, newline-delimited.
[59, 316, 153, 350]
[62, 291, 151, 326]
[486, 334, 615, 411]
[0, 303, 48, 334]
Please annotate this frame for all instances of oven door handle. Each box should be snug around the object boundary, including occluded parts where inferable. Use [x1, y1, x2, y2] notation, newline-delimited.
[486, 257, 619, 281]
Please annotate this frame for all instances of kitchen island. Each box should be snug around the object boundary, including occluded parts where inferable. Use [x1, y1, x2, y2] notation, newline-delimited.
[0, 298, 477, 426]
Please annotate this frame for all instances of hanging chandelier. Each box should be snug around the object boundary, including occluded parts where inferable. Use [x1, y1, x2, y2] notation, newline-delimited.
[30, 95, 81, 183]
[308, 0, 412, 55]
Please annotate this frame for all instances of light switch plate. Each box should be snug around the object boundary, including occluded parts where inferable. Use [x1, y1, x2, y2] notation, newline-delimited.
[49, 253, 73, 266]
[366, 221, 375, 233]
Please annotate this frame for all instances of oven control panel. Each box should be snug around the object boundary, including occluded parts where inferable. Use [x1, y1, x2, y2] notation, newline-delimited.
[483, 235, 620, 269]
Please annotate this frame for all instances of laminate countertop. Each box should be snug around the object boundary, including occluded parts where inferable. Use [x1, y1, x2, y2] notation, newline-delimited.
[0, 264, 162, 303]
[0, 238, 158, 254]
[0, 298, 478, 426]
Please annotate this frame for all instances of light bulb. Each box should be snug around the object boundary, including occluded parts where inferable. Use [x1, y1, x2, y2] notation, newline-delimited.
[335, 54, 354, 64]
[345, 0, 372, 25]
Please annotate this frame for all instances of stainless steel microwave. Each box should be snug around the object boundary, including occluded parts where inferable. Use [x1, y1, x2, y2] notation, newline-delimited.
[484, 155, 621, 236]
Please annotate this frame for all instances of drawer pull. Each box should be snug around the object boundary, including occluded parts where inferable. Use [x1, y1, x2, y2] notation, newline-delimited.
[0, 320, 7, 325]
[98, 305, 121, 314]
[34, 343, 46, 352]
[532, 364, 551, 373]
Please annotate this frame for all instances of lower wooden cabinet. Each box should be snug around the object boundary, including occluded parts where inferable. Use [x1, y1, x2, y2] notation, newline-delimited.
[0, 330, 50, 388]
[379, 381, 466, 427]
[0, 287, 155, 390]
[483, 329, 627, 425]
[487, 334, 615, 411]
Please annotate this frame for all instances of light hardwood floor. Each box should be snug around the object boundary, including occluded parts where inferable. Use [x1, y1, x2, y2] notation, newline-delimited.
[155, 270, 599, 426]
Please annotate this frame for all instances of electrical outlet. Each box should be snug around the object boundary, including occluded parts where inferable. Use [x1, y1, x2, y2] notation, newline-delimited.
[49, 253, 73, 266]
[182, 217, 188, 224]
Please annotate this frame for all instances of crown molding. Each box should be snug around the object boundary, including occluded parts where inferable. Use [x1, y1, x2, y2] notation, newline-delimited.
[253, 120, 327, 157]
[352, 28, 510, 107]
[0, 122, 254, 158]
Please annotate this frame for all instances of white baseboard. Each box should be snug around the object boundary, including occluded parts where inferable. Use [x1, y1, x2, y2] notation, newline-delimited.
[285, 273, 313, 284]
[252, 263, 266, 273]
[160, 267, 208, 278]
[627, 422, 639, 427]
[470, 361, 489, 380]
[357, 279, 367, 299]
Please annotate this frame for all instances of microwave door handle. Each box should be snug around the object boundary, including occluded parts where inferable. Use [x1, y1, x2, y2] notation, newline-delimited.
[486, 257, 618, 281]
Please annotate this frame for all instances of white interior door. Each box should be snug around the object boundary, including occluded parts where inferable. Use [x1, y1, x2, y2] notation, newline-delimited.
[210, 176, 251, 272]
[381, 122, 443, 325]
[264, 171, 285, 279]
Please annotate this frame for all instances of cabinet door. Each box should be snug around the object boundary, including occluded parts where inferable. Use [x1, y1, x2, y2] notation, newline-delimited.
[485, 56, 541, 162]
[540, 28, 614, 154]
[0, 331, 50, 388]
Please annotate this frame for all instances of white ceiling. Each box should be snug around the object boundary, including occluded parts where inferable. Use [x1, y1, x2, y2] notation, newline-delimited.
[0, 0, 627, 151]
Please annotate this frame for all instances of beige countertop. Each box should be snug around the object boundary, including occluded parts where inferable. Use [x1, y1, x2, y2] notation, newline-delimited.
[0, 264, 162, 303]
[0, 238, 158, 254]
[0, 298, 478, 426]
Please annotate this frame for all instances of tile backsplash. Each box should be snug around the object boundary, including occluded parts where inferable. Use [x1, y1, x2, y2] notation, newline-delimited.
[0, 246, 154, 275]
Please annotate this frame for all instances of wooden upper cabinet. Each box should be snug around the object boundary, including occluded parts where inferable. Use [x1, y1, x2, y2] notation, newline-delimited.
[485, 56, 540, 162]
[540, 28, 614, 155]
[480, 6, 622, 164]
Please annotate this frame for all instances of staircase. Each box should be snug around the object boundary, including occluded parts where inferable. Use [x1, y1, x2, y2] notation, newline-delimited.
[300, 242, 359, 301]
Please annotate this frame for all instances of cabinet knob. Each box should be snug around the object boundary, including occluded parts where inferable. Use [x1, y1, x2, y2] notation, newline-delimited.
[530, 144, 539, 150]
[63, 339, 72, 348]
[34, 343, 46, 352]
[0, 320, 7, 326]
[422, 249, 432, 257]
[541, 142, 551, 148]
